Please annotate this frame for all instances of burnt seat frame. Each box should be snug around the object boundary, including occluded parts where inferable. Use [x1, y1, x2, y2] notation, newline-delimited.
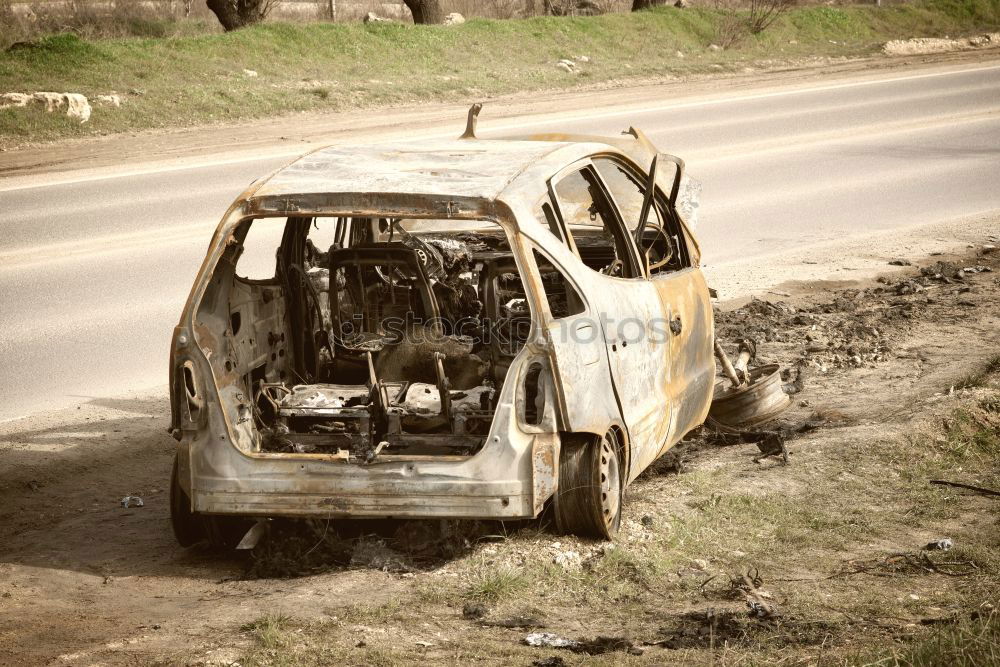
[328, 243, 443, 352]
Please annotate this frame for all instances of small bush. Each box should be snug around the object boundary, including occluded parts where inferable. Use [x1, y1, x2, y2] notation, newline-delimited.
[240, 613, 295, 650]
[465, 563, 527, 602]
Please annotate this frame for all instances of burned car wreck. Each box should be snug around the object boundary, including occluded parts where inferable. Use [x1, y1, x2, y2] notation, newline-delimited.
[169, 112, 715, 547]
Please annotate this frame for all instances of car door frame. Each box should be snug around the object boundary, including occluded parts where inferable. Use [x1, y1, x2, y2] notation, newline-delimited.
[543, 157, 674, 479]
[591, 153, 715, 457]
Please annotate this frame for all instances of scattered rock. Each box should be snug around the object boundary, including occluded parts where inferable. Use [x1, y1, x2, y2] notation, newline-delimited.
[95, 94, 124, 107]
[553, 549, 582, 569]
[883, 33, 1000, 56]
[574, 54, 590, 63]
[443, 12, 465, 25]
[0, 92, 31, 108]
[120, 495, 144, 508]
[1, 92, 91, 123]
[556, 59, 577, 73]
[523, 632, 642, 656]
[708, 44, 722, 51]
[242, 69, 258, 78]
[675, 50, 685, 58]
[640, 514, 655, 528]
[924, 538, 953, 551]
[363, 11, 392, 22]
[524, 632, 578, 649]
[888, 258, 912, 266]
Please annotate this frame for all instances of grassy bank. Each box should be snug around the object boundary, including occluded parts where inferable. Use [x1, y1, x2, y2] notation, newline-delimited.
[1, 0, 999, 146]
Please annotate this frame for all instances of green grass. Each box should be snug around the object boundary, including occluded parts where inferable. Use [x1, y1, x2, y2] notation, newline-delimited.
[2, 0, 999, 146]
[464, 561, 528, 602]
[241, 613, 296, 650]
[857, 610, 1000, 666]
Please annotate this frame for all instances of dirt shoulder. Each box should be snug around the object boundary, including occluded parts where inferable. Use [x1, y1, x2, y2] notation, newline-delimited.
[1, 48, 998, 186]
[1, 220, 998, 665]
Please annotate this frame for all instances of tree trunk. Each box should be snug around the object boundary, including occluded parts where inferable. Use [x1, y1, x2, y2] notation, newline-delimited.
[206, 0, 272, 31]
[402, 0, 445, 24]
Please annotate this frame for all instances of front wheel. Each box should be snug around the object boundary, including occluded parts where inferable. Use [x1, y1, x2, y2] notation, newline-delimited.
[554, 432, 623, 539]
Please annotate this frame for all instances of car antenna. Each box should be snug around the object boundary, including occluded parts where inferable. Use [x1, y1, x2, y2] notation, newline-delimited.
[460, 103, 483, 139]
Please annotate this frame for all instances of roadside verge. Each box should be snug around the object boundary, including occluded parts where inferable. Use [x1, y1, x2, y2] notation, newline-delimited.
[1, 0, 999, 149]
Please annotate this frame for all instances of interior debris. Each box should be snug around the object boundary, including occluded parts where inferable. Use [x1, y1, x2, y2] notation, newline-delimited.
[196, 216, 564, 462]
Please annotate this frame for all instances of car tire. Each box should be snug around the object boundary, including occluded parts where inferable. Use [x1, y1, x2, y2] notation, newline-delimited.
[554, 431, 623, 540]
[170, 452, 205, 547]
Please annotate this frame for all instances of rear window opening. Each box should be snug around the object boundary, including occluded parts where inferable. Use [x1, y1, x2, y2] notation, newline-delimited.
[194, 214, 545, 462]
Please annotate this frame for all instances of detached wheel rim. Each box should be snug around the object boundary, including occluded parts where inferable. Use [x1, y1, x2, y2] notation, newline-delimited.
[598, 434, 621, 530]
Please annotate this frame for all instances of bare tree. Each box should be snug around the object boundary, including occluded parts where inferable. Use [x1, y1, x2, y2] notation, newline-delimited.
[713, 0, 795, 47]
[402, 0, 445, 24]
[206, 0, 276, 31]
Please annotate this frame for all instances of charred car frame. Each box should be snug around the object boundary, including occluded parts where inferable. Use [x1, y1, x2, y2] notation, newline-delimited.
[169, 112, 715, 546]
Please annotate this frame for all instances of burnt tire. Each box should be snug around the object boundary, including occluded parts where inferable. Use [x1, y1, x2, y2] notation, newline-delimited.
[554, 432, 623, 540]
[170, 453, 204, 547]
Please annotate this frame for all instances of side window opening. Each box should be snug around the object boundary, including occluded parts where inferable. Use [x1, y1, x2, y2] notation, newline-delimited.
[552, 167, 640, 279]
[532, 250, 585, 320]
[538, 199, 568, 248]
[593, 157, 690, 276]
[234, 219, 284, 281]
[522, 361, 544, 426]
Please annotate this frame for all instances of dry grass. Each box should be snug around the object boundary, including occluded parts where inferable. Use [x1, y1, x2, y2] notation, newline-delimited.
[224, 260, 1000, 666]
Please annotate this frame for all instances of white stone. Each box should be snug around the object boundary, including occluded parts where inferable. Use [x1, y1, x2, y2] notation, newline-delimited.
[0, 92, 31, 108]
[96, 94, 123, 107]
[63, 93, 91, 123]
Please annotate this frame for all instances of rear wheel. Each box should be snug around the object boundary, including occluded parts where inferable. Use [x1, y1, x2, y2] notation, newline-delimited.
[170, 452, 252, 549]
[554, 432, 623, 539]
[170, 453, 204, 547]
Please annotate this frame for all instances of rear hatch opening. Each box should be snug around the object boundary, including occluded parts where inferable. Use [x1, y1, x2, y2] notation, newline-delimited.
[190, 214, 548, 464]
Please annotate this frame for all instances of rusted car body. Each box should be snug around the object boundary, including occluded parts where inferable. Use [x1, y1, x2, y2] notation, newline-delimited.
[168, 121, 715, 545]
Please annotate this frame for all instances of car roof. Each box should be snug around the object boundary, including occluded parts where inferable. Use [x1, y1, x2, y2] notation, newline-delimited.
[251, 138, 617, 203]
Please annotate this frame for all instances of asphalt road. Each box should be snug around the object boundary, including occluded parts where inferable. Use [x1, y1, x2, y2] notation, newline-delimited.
[1, 61, 999, 421]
